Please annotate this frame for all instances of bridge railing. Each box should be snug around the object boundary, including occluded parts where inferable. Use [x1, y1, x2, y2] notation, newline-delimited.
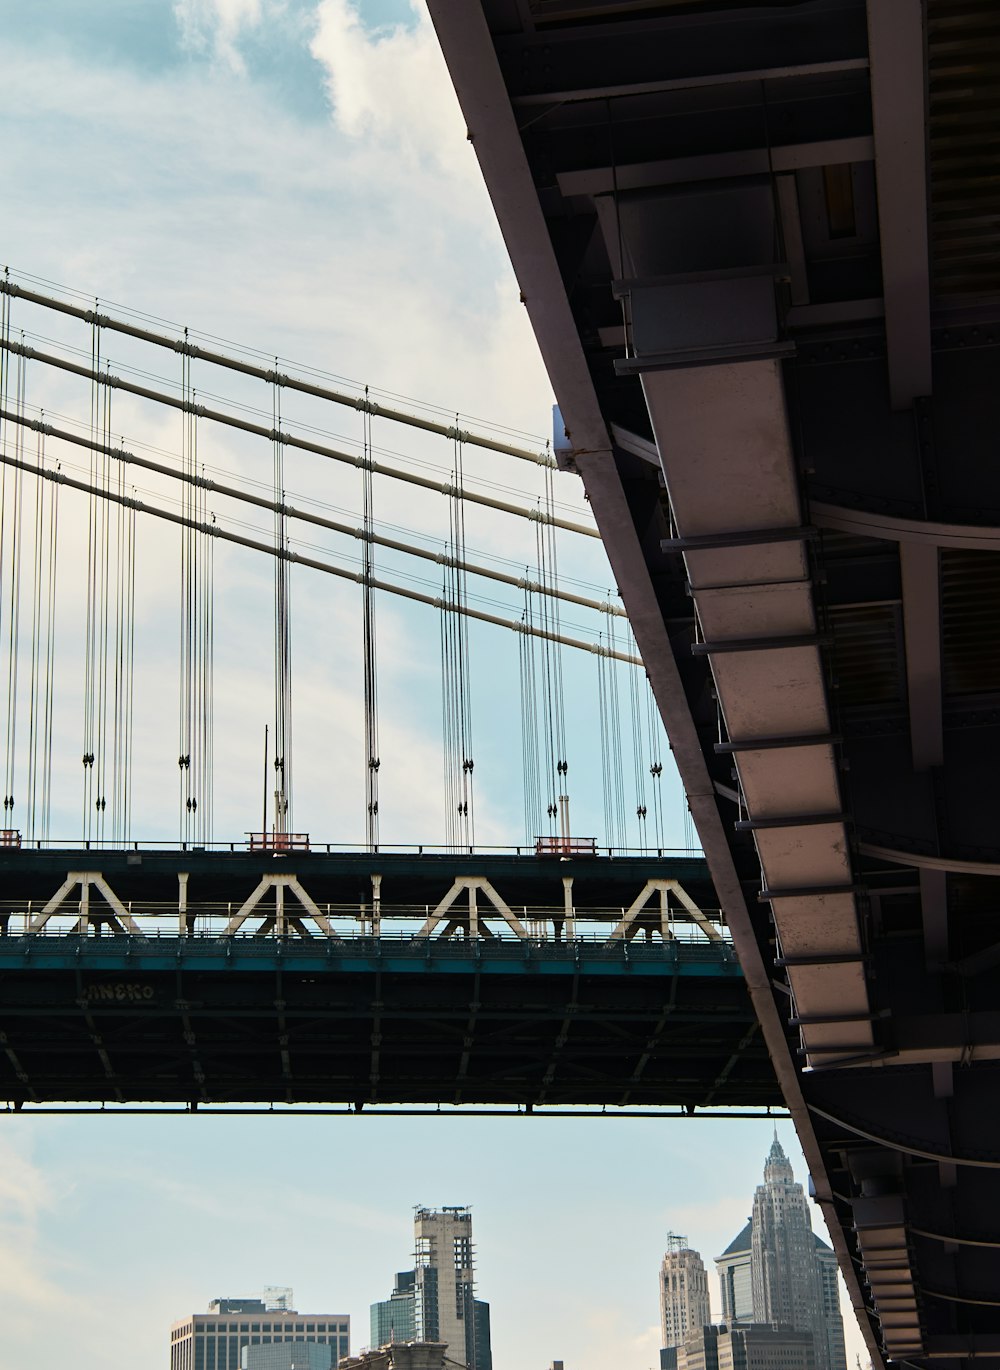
[0, 836, 704, 858]
[0, 898, 730, 944]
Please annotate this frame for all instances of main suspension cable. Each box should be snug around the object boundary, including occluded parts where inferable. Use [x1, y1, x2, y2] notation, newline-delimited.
[0, 447, 643, 666]
[0, 336, 597, 537]
[0, 405, 621, 618]
[0, 277, 555, 468]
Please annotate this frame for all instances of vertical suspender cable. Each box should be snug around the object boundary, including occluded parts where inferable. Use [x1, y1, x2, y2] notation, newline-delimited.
[606, 611, 627, 848]
[518, 586, 542, 846]
[178, 344, 193, 843]
[440, 555, 461, 849]
[200, 465, 213, 847]
[82, 315, 100, 839]
[111, 407, 127, 840]
[193, 400, 207, 846]
[534, 458, 570, 842]
[629, 655, 648, 846]
[453, 431, 474, 847]
[40, 452, 59, 844]
[124, 489, 137, 844]
[96, 365, 116, 844]
[2, 345, 25, 835]
[536, 509, 557, 837]
[440, 430, 475, 850]
[362, 390, 380, 850]
[596, 641, 613, 848]
[596, 611, 627, 850]
[272, 370, 292, 839]
[0, 288, 7, 833]
[544, 460, 570, 841]
[645, 678, 665, 851]
[177, 356, 212, 847]
[26, 419, 45, 839]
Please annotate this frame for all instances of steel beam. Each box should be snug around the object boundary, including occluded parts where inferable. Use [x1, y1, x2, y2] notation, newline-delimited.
[866, 0, 932, 408]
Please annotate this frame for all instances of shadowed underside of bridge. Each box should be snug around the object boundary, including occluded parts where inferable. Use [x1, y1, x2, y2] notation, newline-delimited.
[0, 850, 776, 1110]
[0, 937, 770, 1110]
[427, 1, 1000, 1365]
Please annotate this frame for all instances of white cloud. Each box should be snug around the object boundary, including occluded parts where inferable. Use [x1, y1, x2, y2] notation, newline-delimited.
[310, 0, 471, 181]
[0, 1134, 91, 1343]
[173, 0, 277, 72]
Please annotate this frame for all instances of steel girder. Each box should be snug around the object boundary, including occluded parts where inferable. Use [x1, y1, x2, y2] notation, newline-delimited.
[0, 936, 774, 1110]
[427, 1, 1000, 1364]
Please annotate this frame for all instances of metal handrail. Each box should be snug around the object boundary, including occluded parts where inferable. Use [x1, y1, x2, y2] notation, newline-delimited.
[0, 836, 705, 858]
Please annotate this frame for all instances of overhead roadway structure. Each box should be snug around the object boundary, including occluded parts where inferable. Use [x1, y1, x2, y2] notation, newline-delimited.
[427, 1, 1000, 1366]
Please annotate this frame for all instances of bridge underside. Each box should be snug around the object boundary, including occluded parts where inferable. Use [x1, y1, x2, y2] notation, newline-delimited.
[428, 1, 1000, 1364]
[0, 937, 772, 1110]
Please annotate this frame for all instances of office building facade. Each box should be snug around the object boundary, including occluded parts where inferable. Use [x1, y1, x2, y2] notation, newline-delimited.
[716, 1324, 815, 1370]
[170, 1295, 350, 1370]
[716, 1222, 753, 1325]
[243, 1348, 335, 1370]
[369, 1207, 491, 1370]
[371, 1272, 418, 1348]
[659, 1236, 711, 1349]
[714, 1138, 846, 1370]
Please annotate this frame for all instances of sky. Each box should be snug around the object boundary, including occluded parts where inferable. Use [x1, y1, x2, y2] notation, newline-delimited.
[0, 3, 867, 1368]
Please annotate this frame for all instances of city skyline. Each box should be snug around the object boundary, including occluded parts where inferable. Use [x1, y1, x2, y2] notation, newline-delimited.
[0, 1108, 868, 1370]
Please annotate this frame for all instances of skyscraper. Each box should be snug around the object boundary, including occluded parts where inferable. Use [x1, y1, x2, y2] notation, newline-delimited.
[814, 1243, 847, 1370]
[659, 1234, 711, 1350]
[715, 1137, 846, 1370]
[369, 1207, 492, 1370]
[715, 1222, 753, 1325]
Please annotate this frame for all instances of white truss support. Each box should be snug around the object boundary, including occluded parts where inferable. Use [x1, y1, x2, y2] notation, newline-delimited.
[607, 879, 677, 943]
[285, 877, 339, 939]
[28, 872, 143, 935]
[562, 876, 576, 939]
[29, 874, 78, 930]
[370, 873, 382, 936]
[668, 880, 723, 942]
[225, 876, 273, 934]
[415, 878, 468, 939]
[91, 875, 142, 933]
[478, 879, 528, 938]
[223, 875, 339, 937]
[178, 871, 190, 934]
[415, 876, 529, 940]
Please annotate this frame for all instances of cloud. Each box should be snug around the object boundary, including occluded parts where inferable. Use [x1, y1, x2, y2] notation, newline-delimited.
[173, 0, 275, 72]
[0, 1134, 93, 1342]
[310, 0, 471, 181]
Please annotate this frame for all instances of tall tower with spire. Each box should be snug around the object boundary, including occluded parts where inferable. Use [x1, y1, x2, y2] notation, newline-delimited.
[658, 1232, 711, 1350]
[747, 1133, 843, 1370]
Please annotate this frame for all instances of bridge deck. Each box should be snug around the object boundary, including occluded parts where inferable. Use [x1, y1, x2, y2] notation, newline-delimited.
[0, 934, 776, 1110]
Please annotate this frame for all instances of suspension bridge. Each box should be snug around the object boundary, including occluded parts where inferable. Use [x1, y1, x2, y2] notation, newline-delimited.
[0, 268, 770, 1113]
[10, 0, 996, 1355]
